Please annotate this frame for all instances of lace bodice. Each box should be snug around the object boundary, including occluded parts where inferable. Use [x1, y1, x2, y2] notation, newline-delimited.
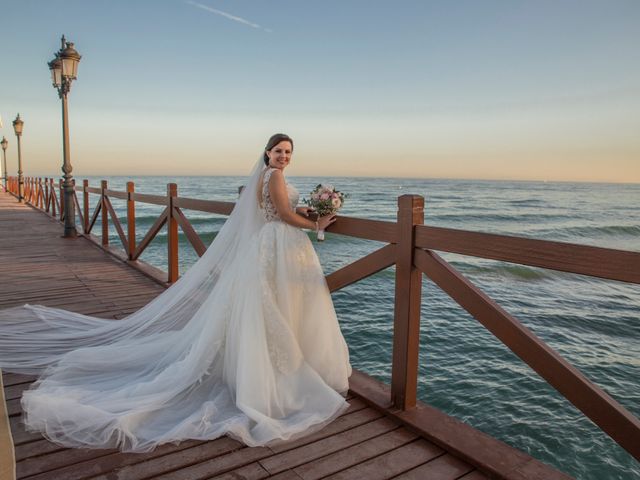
[261, 167, 299, 222]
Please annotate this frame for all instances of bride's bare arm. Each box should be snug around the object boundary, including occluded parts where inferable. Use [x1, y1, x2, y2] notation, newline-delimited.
[268, 170, 336, 231]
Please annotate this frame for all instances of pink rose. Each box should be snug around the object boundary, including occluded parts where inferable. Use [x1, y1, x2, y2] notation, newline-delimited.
[320, 193, 330, 200]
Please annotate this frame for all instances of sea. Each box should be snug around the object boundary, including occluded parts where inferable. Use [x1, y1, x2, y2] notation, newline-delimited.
[85, 174, 639, 480]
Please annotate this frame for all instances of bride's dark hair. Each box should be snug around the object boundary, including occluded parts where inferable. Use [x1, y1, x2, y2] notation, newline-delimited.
[263, 133, 294, 166]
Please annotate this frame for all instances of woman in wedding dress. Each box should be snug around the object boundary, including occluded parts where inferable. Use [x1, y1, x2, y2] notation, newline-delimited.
[0, 133, 352, 452]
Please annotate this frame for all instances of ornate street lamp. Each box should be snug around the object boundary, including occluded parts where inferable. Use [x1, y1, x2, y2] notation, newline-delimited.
[12, 114, 24, 202]
[1, 136, 8, 192]
[49, 35, 81, 238]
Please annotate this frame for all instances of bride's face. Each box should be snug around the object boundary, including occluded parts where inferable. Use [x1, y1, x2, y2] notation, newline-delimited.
[267, 141, 293, 170]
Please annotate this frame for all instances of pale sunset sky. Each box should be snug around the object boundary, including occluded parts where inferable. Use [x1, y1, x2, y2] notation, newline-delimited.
[0, 1, 638, 182]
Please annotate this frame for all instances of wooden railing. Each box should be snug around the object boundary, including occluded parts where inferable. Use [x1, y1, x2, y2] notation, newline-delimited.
[4, 176, 640, 462]
[6, 176, 65, 218]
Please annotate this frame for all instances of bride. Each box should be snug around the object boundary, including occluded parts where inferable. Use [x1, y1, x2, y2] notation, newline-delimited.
[0, 133, 352, 452]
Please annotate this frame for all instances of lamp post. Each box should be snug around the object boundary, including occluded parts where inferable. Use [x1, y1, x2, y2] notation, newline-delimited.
[49, 35, 81, 238]
[1, 137, 7, 192]
[12, 114, 24, 202]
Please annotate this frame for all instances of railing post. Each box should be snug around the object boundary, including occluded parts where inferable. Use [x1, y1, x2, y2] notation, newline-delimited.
[50, 179, 56, 217]
[167, 183, 179, 283]
[37, 178, 42, 208]
[44, 178, 50, 212]
[59, 179, 64, 220]
[391, 194, 424, 410]
[71, 178, 76, 215]
[101, 180, 109, 246]
[83, 179, 89, 233]
[127, 182, 136, 260]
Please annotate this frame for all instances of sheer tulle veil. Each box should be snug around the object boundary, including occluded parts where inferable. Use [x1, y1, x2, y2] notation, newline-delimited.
[0, 157, 267, 374]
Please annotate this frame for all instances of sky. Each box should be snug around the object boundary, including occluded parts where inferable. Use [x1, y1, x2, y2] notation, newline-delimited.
[0, 0, 639, 182]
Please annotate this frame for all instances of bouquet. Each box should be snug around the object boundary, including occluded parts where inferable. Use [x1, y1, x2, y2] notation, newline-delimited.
[304, 184, 347, 241]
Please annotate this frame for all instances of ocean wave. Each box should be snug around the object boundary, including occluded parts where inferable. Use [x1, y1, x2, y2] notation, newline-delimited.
[426, 212, 570, 223]
[507, 199, 549, 206]
[450, 261, 555, 281]
[555, 225, 640, 237]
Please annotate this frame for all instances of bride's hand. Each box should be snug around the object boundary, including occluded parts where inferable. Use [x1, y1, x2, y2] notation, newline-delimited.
[296, 206, 315, 217]
[318, 214, 337, 231]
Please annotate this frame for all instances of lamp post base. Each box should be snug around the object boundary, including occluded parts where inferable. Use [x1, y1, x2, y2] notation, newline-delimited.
[63, 227, 78, 238]
[62, 180, 77, 238]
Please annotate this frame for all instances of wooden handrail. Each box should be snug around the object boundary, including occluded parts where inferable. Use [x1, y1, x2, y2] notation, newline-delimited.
[131, 192, 166, 206]
[416, 225, 640, 284]
[330, 217, 398, 243]
[103, 189, 128, 200]
[174, 197, 234, 215]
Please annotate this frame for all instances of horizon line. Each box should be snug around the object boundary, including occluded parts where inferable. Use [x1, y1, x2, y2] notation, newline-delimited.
[24, 172, 640, 186]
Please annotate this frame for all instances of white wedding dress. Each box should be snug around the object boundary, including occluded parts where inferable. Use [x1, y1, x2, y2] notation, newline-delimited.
[0, 160, 352, 452]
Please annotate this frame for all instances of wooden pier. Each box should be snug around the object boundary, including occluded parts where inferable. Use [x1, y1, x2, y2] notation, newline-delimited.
[1, 178, 639, 479]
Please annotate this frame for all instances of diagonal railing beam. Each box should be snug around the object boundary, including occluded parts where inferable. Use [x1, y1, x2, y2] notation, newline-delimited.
[73, 190, 84, 232]
[413, 247, 640, 461]
[104, 196, 130, 256]
[172, 207, 207, 257]
[131, 208, 168, 261]
[326, 243, 397, 293]
[87, 200, 101, 234]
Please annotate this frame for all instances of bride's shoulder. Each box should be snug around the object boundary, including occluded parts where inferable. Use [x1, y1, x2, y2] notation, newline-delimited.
[266, 168, 284, 181]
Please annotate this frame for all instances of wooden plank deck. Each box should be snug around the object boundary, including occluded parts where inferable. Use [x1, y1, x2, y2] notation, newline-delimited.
[0, 191, 569, 479]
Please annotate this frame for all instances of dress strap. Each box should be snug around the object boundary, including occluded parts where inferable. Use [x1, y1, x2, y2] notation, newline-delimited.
[259, 168, 274, 211]
[263, 167, 275, 185]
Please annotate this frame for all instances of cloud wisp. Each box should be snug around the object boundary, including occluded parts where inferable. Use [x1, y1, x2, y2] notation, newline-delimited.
[185, 1, 272, 32]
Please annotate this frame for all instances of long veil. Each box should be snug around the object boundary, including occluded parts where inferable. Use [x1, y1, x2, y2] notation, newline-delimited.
[0, 157, 267, 374]
[0, 156, 351, 452]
